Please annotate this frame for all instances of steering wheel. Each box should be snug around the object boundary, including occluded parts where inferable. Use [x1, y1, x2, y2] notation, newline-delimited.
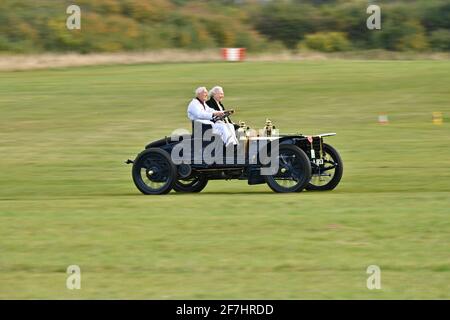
[213, 109, 234, 122]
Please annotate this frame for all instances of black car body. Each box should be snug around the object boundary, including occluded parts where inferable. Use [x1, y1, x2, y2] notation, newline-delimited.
[127, 121, 343, 194]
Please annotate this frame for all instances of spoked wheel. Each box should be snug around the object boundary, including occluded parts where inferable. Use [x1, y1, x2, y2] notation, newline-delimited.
[306, 143, 343, 191]
[132, 148, 176, 195]
[173, 174, 208, 193]
[265, 144, 312, 193]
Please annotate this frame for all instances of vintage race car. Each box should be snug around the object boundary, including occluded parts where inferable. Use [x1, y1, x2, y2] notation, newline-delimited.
[126, 117, 343, 195]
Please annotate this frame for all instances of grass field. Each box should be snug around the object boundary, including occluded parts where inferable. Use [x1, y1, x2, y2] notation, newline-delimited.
[0, 60, 449, 299]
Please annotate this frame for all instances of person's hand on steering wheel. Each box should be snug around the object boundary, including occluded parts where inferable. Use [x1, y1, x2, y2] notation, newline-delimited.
[213, 111, 225, 119]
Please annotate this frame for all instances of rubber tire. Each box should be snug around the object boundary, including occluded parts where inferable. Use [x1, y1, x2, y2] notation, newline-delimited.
[132, 148, 176, 195]
[173, 175, 208, 193]
[306, 143, 343, 191]
[265, 144, 312, 193]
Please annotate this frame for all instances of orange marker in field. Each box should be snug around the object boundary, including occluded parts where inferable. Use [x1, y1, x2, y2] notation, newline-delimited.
[221, 48, 246, 62]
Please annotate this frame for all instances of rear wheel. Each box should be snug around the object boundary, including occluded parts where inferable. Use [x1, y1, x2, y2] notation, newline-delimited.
[265, 144, 312, 193]
[173, 174, 208, 193]
[132, 148, 176, 195]
[306, 143, 343, 191]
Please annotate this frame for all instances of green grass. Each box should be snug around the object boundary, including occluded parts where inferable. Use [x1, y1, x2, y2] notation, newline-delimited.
[0, 61, 449, 299]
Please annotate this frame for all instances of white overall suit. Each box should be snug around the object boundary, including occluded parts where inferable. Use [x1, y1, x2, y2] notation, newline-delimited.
[187, 98, 238, 147]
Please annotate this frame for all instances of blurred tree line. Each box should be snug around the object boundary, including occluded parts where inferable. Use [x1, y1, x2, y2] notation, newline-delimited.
[0, 0, 448, 53]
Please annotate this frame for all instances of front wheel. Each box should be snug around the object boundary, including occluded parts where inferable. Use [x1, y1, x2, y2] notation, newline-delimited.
[306, 143, 343, 191]
[132, 148, 177, 195]
[265, 144, 312, 193]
